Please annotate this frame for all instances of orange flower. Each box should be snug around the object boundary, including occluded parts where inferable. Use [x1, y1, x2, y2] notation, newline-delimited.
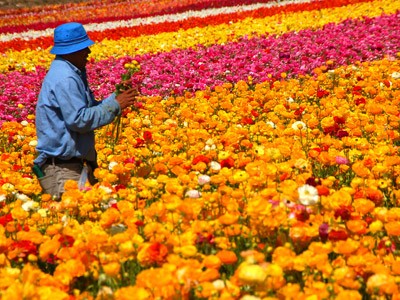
[135, 268, 177, 298]
[198, 268, 220, 282]
[366, 274, 398, 295]
[203, 255, 222, 269]
[114, 286, 151, 300]
[137, 242, 169, 266]
[352, 161, 371, 178]
[346, 220, 368, 235]
[333, 239, 360, 255]
[39, 235, 61, 261]
[352, 198, 375, 214]
[53, 258, 86, 286]
[102, 262, 121, 277]
[218, 213, 239, 225]
[99, 207, 121, 228]
[385, 221, 400, 236]
[216, 249, 238, 265]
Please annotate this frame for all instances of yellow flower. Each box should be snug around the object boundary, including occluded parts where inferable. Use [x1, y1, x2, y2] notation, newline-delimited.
[102, 262, 121, 277]
[232, 170, 249, 183]
[237, 263, 267, 284]
[114, 286, 151, 300]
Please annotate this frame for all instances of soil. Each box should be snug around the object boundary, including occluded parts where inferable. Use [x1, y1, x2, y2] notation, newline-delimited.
[0, 0, 92, 10]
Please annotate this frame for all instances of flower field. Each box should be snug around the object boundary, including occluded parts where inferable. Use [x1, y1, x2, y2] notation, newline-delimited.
[1, 0, 400, 298]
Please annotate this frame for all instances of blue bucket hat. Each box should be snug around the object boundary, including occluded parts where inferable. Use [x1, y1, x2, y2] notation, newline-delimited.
[50, 22, 95, 55]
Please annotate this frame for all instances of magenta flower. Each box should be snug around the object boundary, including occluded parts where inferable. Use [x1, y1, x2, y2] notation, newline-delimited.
[335, 156, 349, 165]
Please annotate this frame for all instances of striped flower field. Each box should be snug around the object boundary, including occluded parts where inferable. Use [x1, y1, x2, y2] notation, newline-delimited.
[1, 0, 400, 299]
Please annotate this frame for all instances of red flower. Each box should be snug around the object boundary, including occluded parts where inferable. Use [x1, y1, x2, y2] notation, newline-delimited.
[251, 109, 259, 117]
[115, 184, 127, 191]
[134, 101, 144, 109]
[135, 138, 145, 148]
[59, 235, 75, 247]
[143, 131, 152, 141]
[148, 242, 168, 265]
[9, 240, 37, 261]
[328, 229, 348, 241]
[355, 98, 366, 105]
[334, 116, 346, 124]
[124, 157, 135, 164]
[378, 238, 395, 254]
[336, 130, 349, 138]
[241, 117, 254, 125]
[383, 80, 391, 88]
[135, 220, 144, 227]
[294, 107, 305, 116]
[220, 157, 235, 168]
[295, 209, 310, 222]
[0, 213, 13, 226]
[192, 155, 210, 165]
[317, 89, 329, 98]
[334, 206, 353, 221]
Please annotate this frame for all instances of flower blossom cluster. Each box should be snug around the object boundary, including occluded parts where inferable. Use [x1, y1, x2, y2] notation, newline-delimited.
[0, 0, 400, 299]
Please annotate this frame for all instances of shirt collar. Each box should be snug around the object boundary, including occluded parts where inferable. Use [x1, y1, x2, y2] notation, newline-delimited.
[55, 55, 85, 75]
[55, 55, 88, 87]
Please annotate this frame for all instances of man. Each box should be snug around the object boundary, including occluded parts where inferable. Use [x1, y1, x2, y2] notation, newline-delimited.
[34, 22, 138, 199]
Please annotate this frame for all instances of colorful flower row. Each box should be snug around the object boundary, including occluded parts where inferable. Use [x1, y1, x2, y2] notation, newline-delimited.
[0, 0, 380, 54]
[0, 0, 288, 33]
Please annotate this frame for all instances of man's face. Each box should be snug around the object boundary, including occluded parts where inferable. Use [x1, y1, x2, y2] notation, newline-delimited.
[63, 47, 91, 70]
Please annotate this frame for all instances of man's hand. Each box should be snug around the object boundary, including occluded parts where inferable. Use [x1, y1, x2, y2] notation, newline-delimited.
[116, 88, 138, 110]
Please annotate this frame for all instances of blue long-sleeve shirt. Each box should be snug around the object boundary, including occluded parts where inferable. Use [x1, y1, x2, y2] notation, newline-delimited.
[34, 56, 121, 166]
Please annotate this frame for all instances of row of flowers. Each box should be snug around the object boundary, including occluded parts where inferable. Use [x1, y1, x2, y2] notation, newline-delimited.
[1, 0, 400, 298]
[0, 0, 292, 33]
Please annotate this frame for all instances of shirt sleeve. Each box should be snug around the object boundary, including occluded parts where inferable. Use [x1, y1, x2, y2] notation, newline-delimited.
[56, 75, 121, 133]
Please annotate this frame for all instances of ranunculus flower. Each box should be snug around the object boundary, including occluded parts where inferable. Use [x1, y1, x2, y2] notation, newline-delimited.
[297, 184, 319, 206]
[335, 155, 349, 165]
[291, 121, 306, 131]
[185, 189, 202, 198]
[210, 161, 221, 171]
[198, 175, 211, 185]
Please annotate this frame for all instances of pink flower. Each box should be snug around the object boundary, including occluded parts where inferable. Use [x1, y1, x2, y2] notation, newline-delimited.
[335, 156, 349, 165]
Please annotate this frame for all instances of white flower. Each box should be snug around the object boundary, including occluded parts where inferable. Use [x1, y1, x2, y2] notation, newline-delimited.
[185, 190, 202, 198]
[286, 97, 295, 103]
[210, 161, 221, 171]
[198, 174, 211, 185]
[20, 120, 29, 126]
[391, 72, 400, 79]
[61, 215, 71, 226]
[291, 121, 307, 131]
[266, 121, 276, 128]
[164, 119, 177, 126]
[21, 200, 38, 212]
[16, 193, 30, 202]
[298, 184, 319, 206]
[0, 194, 5, 202]
[99, 185, 113, 194]
[142, 118, 152, 126]
[108, 161, 118, 171]
[212, 279, 226, 290]
[29, 140, 38, 147]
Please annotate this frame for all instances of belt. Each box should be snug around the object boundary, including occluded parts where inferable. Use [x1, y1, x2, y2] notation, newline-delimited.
[45, 157, 86, 165]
